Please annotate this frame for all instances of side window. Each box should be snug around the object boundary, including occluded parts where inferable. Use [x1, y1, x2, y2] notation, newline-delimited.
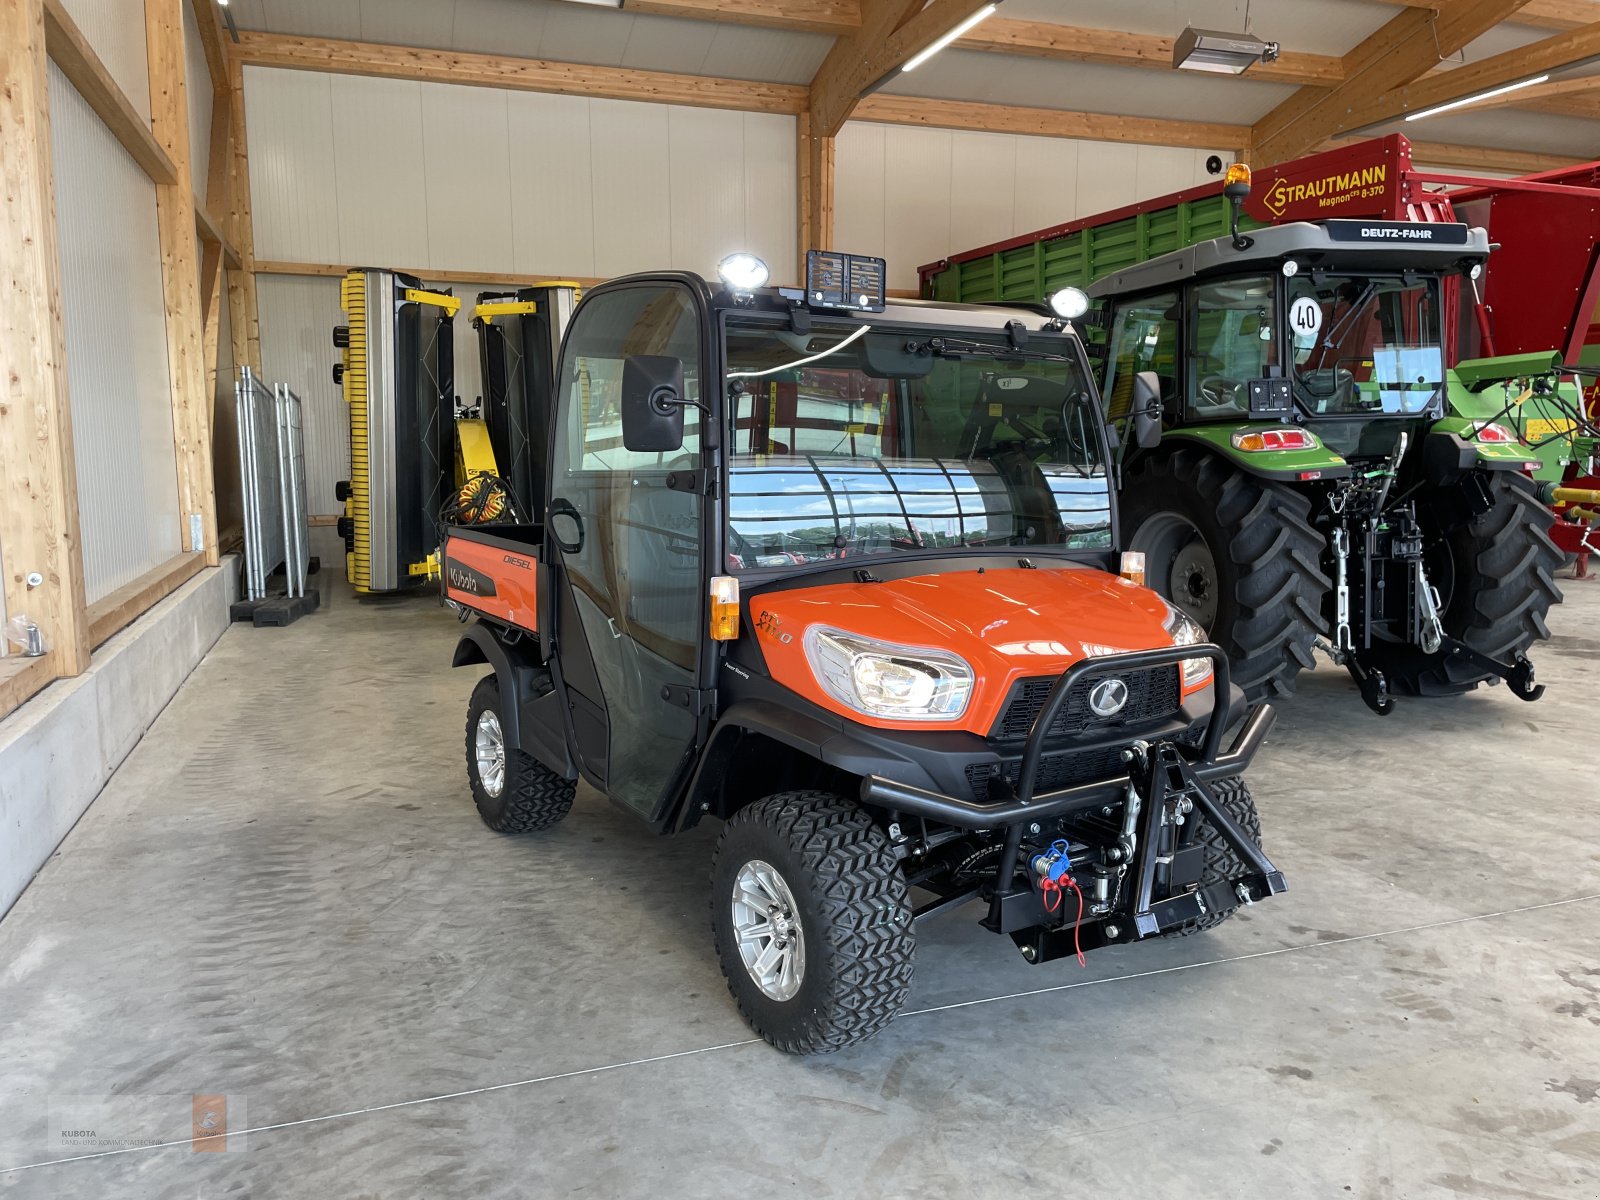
[1188, 276, 1273, 418]
[555, 287, 702, 474]
[1103, 292, 1179, 424]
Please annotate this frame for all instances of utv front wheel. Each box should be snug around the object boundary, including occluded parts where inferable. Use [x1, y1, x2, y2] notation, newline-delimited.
[711, 792, 915, 1054]
[465, 675, 575, 833]
[1162, 778, 1262, 937]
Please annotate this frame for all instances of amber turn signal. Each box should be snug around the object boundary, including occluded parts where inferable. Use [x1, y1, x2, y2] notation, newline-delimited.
[1120, 551, 1146, 587]
[710, 576, 740, 641]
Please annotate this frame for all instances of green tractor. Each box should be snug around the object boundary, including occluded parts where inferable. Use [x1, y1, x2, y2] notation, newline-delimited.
[1082, 212, 1561, 712]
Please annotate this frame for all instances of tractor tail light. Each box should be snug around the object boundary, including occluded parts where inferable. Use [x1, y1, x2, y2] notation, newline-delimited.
[710, 575, 740, 641]
[1231, 428, 1317, 452]
[1471, 421, 1516, 443]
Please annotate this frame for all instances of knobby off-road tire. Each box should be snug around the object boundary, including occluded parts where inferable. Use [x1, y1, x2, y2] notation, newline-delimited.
[465, 675, 575, 833]
[1122, 447, 1330, 704]
[711, 792, 915, 1054]
[1161, 778, 1262, 938]
[1363, 471, 1563, 698]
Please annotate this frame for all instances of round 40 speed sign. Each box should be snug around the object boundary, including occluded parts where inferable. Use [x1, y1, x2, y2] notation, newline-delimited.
[1289, 295, 1323, 341]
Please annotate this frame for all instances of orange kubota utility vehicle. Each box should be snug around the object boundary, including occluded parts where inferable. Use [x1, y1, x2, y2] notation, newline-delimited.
[441, 251, 1285, 1054]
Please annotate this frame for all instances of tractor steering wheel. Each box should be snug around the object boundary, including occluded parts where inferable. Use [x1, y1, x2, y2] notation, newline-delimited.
[1198, 375, 1244, 408]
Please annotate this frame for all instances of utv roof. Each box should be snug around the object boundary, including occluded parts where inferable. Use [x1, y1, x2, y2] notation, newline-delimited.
[1085, 220, 1491, 299]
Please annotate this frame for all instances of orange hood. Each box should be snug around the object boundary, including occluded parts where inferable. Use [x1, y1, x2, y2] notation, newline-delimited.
[749, 563, 1185, 734]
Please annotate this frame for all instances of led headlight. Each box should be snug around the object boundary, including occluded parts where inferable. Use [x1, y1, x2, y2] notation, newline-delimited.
[803, 626, 974, 721]
[1048, 287, 1091, 320]
[717, 252, 769, 292]
[1161, 602, 1214, 689]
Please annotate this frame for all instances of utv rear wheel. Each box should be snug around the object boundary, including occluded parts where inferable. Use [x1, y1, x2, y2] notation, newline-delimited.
[1360, 471, 1563, 697]
[711, 792, 915, 1054]
[1162, 778, 1261, 937]
[1123, 447, 1329, 703]
[465, 675, 575, 833]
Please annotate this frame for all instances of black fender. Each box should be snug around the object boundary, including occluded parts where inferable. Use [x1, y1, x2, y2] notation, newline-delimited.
[674, 699, 947, 831]
[1420, 431, 1527, 486]
[452, 622, 577, 781]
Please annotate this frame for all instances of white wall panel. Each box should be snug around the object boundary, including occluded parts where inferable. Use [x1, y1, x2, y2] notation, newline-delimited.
[256, 276, 348, 515]
[742, 112, 798, 285]
[329, 74, 431, 267]
[506, 91, 596, 277]
[49, 64, 179, 604]
[58, 0, 150, 121]
[838, 124, 1226, 290]
[421, 85, 513, 276]
[589, 99, 673, 278]
[183, 0, 214, 207]
[667, 107, 750, 279]
[244, 67, 341, 263]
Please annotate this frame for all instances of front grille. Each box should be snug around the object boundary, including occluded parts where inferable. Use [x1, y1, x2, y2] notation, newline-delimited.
[990, 665, 1181, 741]
[964, 745, 1128, 801]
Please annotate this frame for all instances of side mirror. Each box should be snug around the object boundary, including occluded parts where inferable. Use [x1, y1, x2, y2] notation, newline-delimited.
[621, 355, 686, 453]
[1132, 371, 1163, 449]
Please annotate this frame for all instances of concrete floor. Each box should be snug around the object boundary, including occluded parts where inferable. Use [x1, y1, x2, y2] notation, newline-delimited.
[2, 568, 1599, 1199]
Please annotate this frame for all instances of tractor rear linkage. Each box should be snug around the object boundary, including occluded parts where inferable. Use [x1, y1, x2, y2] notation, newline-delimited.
[861, 646, 1288, 964]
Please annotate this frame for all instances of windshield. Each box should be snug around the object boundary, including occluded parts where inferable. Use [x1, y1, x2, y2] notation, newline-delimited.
[1288, 274, 1443, 415]
[723, 319, 1110, 570]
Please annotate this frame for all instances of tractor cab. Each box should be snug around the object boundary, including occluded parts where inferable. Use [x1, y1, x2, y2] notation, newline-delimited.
[1090, 219, 1491, 466]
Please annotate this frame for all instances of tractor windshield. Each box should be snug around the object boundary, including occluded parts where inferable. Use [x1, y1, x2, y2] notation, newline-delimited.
[1287, 274, 1443, 416]
[722, 318, 1110, 570]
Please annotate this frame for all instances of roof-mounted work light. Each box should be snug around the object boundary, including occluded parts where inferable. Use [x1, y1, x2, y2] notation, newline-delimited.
[718, 253, 770, 294]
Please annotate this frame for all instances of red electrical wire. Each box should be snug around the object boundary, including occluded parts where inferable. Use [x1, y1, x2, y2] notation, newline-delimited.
[1063, 877, 1086, 967]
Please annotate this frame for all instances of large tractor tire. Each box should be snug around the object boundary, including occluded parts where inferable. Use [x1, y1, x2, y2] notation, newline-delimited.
[711, 792, 915, 1055]
[1362, 471, 1563, 697]
[1161, 778, 1261, 938]
[1122, 447, 1329, 703]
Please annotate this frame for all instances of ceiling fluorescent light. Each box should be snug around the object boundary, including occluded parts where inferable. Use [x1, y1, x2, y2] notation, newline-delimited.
[902, 4, 999, 73]
[1173, 27, 1280, 75]
[1402, 74, 1551, 121]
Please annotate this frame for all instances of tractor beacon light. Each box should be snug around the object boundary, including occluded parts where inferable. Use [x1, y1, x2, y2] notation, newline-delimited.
[1048, 287, 1092, 320]
[1224, 162, 1251, 194]
[717, 253, 769, 294]
[1232, 428, 1317, 452]
[709, 576, 741, 640]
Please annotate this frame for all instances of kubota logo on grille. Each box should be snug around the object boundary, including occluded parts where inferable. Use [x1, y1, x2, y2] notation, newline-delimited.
[1088, 678, 1129, 718]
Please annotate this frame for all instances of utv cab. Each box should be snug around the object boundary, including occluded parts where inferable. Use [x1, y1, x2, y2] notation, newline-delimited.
[443, 252, 1286, 1053]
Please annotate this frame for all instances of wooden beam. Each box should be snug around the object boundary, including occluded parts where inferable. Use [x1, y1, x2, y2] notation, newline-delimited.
[1253, 1, 1540, 164]
[0, 655, 56, 720]
[255, 260, 607, 288]
[1337, 19, 1600, 135]
[225, 58, 260, 373]
[1, 0, 91, 685]
[810, 0, 979, 137]
[193, 197, 241, 267]
[40, 0, 177, 185]
[1403, 138, 1585, 172]
[187, 0, 228, 91]
[854, 94, 1250, 151]
[958, 20, 1345, 87]
[85, 552, 206, 649]
[234, 32, 810, 114]
[798, 111, 834, 266]
[623, 0, 858, 36]
[146, 0, 219, 568]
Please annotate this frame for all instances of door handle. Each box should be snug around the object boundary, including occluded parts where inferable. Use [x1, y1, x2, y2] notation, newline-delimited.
[549, 497, 584, 554]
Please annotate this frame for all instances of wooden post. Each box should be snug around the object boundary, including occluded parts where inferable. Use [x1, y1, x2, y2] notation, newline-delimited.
[145, 0, 219, 566]
[0, 0, 92, 680]
[225, 58, 261, 373]
[799, 112, 834, 260]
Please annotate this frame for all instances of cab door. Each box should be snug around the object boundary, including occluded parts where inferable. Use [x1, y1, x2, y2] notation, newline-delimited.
[545, 283, 707, 822]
